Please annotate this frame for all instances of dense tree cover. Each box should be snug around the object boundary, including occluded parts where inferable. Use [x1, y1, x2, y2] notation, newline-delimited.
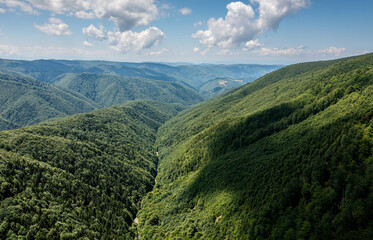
[0, 73, 97, 130]
[198, 78, 244, 98]
[0, 100, 181, 239]
[53, 73, 205, 108]
[137, 54, 373, 239]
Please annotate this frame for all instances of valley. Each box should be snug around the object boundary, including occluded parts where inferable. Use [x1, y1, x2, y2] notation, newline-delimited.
[0, 54, 372, 239]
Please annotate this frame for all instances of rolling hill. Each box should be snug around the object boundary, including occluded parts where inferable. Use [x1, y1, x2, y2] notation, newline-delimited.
[0, 100, 181, 239]
[0, 73, 97, 130]
[0, 58, 281, 92]
[198, 77, 244, 98]
[53, 73, 205, 108]
[0, 54, 372, 239]
[137, 54, 373, 239]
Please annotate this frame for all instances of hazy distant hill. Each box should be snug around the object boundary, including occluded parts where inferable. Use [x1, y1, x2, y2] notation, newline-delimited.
[0, 73, 97, 130]
[137, 54, 373, 239]
[0, 59, 75, 83]
[53, 73, 205, 108]
[0, 58, 281, 92]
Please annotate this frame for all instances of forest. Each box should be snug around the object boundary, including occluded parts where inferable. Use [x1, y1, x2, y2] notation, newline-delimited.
[0, 54, 372, 239]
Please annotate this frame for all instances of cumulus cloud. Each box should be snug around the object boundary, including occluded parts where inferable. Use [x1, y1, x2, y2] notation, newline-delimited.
[24, 0, 158, 31]
[83, 41, 94, 47]
[0, 0, 38, 14]
[318, 46, 346, 56]
[243, 39, 263, 51]
[193, 0, 308, 49]
[108, 27, 165, 53]
[0, 7, 5, 13]
[179, 7, 192, 16]
[82, 24, 107, 41]
[75, 11, 95, 19]
[34, 17, 72, 36]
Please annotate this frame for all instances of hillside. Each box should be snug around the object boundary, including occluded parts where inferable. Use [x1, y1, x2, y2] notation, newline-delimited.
[0, 73, 97, 130]
[0, 100, 182, 239]
[198, 77, 244, 98]
[0, 58, 280, 91]
[137, 54, 373, 239]
[53, 73, 205, 108]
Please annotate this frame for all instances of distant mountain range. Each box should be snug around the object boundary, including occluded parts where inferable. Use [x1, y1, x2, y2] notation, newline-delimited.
[0, 58, 280, 130]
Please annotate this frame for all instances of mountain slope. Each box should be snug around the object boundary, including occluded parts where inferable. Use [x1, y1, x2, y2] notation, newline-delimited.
[0, 73, 97, 130]
[198, 77, 244, 98]
[137, 54, 373, 239]
[0, 59, 281, 91]
[53, 73, 205, 108]
[0, 59, 75, 83]
[0, 100, 181, 239]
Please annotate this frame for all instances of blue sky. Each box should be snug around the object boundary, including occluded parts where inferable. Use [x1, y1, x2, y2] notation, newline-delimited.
[0, 0, 371, 64]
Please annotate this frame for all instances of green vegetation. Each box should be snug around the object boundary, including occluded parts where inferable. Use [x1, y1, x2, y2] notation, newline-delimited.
[137, 54, 373, 239]
[0, 100, 181, 239]
[53, 73, 205, 108]
[1, 54, 372, 239]
[0, 73, 97, 130]
[198, 77, 244, 98]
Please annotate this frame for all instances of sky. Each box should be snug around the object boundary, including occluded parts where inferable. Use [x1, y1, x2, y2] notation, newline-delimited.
[0, 0, 372, 64]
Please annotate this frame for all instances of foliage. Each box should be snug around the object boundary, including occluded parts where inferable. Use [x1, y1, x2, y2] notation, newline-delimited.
[198, 78, 244, 98]
[53, 73, 205, 108]
[137, 54, 373, 239]
[0, 73, 97, 130]
[0, 100, 180, 239]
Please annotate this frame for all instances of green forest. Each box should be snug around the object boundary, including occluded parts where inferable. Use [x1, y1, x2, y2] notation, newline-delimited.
[137, 54, 373, 239]
[0, 101, 181, 239]
[0, 54, 372, 239]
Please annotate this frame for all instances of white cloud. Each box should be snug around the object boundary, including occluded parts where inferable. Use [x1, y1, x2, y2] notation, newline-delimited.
[82, 24, 107, 41]
[83, 41, 94, 47]
[0, 44, 20, 56]
[193, 47, 200, 53]
[147, 48, 168, 56]
[243, 39, 263, 51]
[0, 0, 38, 14]
[179, 7, 192, 16]
[258, 45, 305, 56]
[75, 11, 95, 19]
[318, 46, 346, 56]
[193, 0, 308, 49]
[218, 49, 230, 55]
[34, 17, 72, 36]
[108, 27, 165, 53]
[25, 0, 158, 31]
[0, 7, 5, 13]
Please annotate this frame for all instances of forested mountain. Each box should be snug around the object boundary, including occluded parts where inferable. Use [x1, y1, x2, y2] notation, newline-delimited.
[0, 73, 97, 130]
[137, 54, 373, 239]
[198, 77, 244, 98]
[0, 58, 280, 91]
[0, 100, 182, 239]
[53, 73, 204, 108]
[0, 54, 372, 239]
